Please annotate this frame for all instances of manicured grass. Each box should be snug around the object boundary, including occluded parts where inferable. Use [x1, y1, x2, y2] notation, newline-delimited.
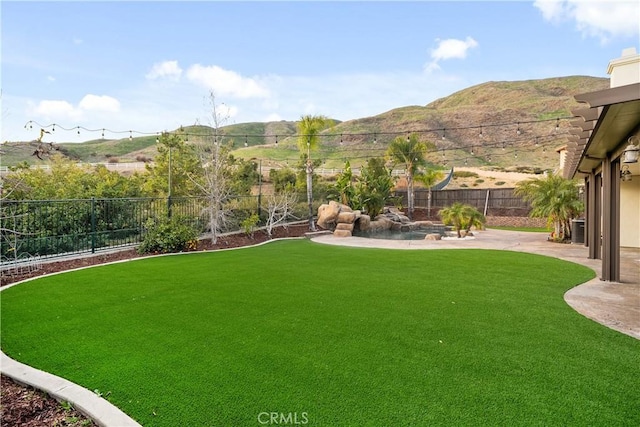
[1, 240, 638, 426]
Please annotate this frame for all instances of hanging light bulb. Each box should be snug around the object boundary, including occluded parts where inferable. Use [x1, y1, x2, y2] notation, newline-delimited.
[275, 135, 278, 146]
[340, 134, 343, 145]
[373, 133, 377, 144]
[502, 142, 506, 150]
[555, 118, 560, 132]
[516, 123, 521, 136]
[155, 132, 159, 144]
[407, 133, 410, 143]
[244, 135, 248, 147]
[101, 129, 105, 139]
[442, 128, 446, 140]
[470, 146, 474, 155]
[535, 137, 539, 147]
[514, 151, 518, 159]
[464, 158, 468, 166]
[129, 130, 132, 141]
[77, 126, 80, 135]
[51, 124, 55, 132]
[479, 126, 483, 138]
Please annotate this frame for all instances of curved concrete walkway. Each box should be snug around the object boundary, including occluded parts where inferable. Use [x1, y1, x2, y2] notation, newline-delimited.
[311, 229, 640, 339]
[1, 230, 637, 427]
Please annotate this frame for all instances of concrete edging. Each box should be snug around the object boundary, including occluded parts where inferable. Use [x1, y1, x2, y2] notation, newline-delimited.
[1, 352, 142, 427]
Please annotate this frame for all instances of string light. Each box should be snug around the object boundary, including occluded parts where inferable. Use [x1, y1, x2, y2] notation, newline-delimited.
[442, 128, 446, 140]
[516, 122, 521, 136]
[244, 135, 248, 147]
[555, 118, 560, 132]
[19, 117, 568, 167]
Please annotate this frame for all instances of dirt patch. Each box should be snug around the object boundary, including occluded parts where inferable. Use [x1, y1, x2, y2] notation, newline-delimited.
[1, 375, 97, 427]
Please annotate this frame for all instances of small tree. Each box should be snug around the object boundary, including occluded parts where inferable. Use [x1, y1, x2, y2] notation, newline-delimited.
[264, 188, 298, 238]
[189, 92, 235, 244]
[297, 115, 333, 231]
[415, 169, 445, 218]
[330, 160, 356, 206]
[386, 133, 433, 219]
[515, 173, 583, 240]
[439, 203, 485, 238]
[352, 158, 396, 216]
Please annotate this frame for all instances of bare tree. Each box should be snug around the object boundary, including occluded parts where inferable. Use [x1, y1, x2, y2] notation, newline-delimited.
[189, 92, 234, 244]
[264, 189, 298, 238]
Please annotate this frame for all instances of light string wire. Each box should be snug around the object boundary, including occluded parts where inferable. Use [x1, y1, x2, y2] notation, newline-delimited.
[21, 117, 568, 167]
[23, 116, 568, 141]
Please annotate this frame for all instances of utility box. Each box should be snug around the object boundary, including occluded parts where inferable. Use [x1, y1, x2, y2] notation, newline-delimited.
[572, 219, 585, 244]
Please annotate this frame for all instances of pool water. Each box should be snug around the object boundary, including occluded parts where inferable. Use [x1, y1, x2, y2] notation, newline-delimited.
[353, 226, 449, 240]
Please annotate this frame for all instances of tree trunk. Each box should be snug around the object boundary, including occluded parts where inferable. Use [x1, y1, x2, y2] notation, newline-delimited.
[306, 160, 315, 231]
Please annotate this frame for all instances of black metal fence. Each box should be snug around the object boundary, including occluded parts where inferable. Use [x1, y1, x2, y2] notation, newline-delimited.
[1, 196, 260, 265]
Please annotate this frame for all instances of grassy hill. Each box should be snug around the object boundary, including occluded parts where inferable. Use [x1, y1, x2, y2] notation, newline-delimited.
[1, 76, 609, 170]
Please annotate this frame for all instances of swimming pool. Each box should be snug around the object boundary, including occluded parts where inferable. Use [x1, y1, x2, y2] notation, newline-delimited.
[353, 225, 450, 240]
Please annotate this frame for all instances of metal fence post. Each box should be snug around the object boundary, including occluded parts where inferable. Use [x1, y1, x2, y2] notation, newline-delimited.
[91, 197, 96, 253]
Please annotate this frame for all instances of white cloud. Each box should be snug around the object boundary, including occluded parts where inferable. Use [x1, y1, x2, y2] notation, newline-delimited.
[146, 60, 183, 80]
[534, 0, 640, 42]
[33, 100, 82, 121]
[426, 36, 479, 72]
[31, 94, 121, 123]
[79, 94, 120, 112]
[186, 64, 270, 99]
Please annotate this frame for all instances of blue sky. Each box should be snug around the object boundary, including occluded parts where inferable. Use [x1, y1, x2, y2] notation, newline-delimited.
[1, 0, 639, 143]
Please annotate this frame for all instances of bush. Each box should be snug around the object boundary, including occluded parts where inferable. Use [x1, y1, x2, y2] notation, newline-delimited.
[495, 181, 506, 186]
[241, 213, 260, 237]
[138, 215, 198, 254]
[454, 171, 479, 179]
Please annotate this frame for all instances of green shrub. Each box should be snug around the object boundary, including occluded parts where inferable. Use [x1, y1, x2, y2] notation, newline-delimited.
[138, 215, 198, 254]
[241, 213, 260, 237]
[453, 171, 479, 179]
[495, 181, 506, 186]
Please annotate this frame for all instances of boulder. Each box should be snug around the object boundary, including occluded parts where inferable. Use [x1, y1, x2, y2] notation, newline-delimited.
[356, 214, 371, 231]
[317, 201, 342, 229]
[336, 223, 354, 232]
[333, 229, 352, 237]
[337, 211, 357, 224]
[425, 233, 442, 241]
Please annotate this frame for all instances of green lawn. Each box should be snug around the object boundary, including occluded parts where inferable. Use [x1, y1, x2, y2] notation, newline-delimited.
[1, 240, 638, 426]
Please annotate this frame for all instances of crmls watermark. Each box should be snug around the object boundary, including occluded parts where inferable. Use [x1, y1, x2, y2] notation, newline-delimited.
[257, 412, 309, 425]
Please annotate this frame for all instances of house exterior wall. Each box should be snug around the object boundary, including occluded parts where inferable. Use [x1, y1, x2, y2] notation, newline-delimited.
[620, 177, 640, 248]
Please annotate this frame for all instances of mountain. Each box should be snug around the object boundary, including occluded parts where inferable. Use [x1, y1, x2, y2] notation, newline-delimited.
[1, 76, 609, 170]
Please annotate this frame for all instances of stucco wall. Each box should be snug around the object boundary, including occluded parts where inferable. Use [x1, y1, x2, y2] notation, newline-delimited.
[620, 178, 640, 248]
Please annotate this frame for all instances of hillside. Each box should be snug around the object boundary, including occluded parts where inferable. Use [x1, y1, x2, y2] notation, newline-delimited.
[1, 76, 609, 171]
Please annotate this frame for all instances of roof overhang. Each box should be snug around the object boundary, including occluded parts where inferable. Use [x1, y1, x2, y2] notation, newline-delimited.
[565, 83, 640, 179]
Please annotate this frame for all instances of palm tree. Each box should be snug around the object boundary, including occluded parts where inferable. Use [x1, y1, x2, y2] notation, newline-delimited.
[415, 169, 445, 218]
[514, 173, 583, 240]
[386, 133, 432, 219]
[462, 205, 486, 234]
[439, 202, 467, 238]
[297, 115, 333, 231]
